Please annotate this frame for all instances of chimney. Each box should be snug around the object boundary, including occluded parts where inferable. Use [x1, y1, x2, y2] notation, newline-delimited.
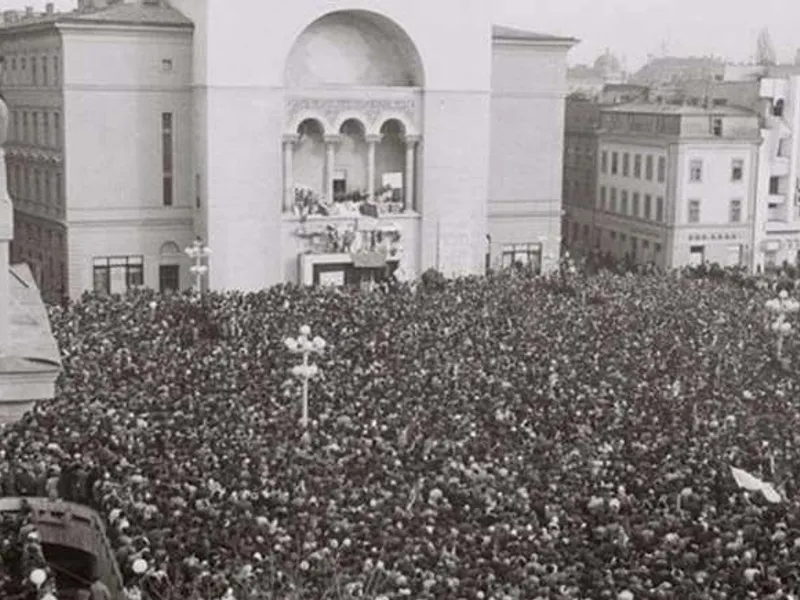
[24, 6, 34, 19]
[45, 3, 54, 15]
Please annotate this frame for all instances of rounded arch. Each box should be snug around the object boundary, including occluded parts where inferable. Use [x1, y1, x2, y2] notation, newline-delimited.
[375, 115, 415, 138]
[284, 10, 425, 88]
[333, 113, 369, 135]
[338, 116, 368, 136]
[159, 241, 181, 256]
[289, 114, 330, 137]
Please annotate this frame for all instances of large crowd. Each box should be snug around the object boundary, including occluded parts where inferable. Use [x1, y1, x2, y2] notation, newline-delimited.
[1, 265, 800, 599]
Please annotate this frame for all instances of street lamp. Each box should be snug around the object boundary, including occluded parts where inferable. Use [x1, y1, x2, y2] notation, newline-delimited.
[285, 325, 326, 431]
[185, 237, 211, 294]
[765, 290, 800, 360]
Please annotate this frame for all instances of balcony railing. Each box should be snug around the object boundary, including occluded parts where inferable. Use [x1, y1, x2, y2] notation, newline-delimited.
[291, 186, 409, 220]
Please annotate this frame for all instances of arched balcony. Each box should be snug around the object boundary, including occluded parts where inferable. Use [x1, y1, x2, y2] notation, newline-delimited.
[283, 116, 420, 217]
[280, 9, 425, 284]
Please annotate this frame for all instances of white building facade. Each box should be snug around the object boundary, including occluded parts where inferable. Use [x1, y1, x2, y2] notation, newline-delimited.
[0, 0, 574, 297]
[567, 104, 761, 269]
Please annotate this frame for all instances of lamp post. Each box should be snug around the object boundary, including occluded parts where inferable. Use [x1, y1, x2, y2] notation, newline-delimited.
[185, 238, 211, 294]
[765, 290, 800, 360]
[285, 325, 326, 431]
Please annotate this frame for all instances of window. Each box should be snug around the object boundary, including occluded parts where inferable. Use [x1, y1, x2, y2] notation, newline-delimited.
[609, 187, 617, 212]
[55, 172, 62, 208]
[93, 256, 144, 295]
[161, 59, 174, 72]
[712, 118, 723, 136]
[689, 159, 703, 182]
[21, 112, 28, 143]
[601, 151, 608, 174]
[769, 176, 780, 195]
[52, 56, 59, 85]
[731, 159, 743, 182]
[611, 152, 619, 175]
[778, 138, 790, 157]
[500, 243, 542, 273]
[622, 153, 630, 177]
[657, 157, 666, 183]
[645, 155, 654, 180]
[620, 190, 629, 215]
[31, 112, 38, 146]
[729, 199, 742, 223]
[634, 154, 642, 178]
[41, 57, 47, 86]
[656, 196, 664, 222]
[599, 186, 606, 210]
[688, 199, 701, 223]
[44, 172, 51, 205]
[53, 113, 60, 148]
[42, 112, 49, 147]
[632, 192, 640, 218]
[159, 265, 180, 293]
[195, 174, 201, 208]
[34, 169, 41, 202]
[689, 245, 705, 266]
[644, 194, 652, 220]
[31, 57, 37, 85]
[162, 112, 174, 206]
[773, 99, 785, 117]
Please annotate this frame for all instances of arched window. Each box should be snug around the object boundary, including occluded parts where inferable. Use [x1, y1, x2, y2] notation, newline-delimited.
[159, 241, 181, 256]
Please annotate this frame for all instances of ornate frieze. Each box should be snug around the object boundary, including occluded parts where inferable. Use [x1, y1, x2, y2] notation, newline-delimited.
[286, 96, 418, 134]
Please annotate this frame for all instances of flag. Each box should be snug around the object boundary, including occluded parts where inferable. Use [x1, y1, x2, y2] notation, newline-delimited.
[731, 467, 762, 491]
[731, 467, 782, 503]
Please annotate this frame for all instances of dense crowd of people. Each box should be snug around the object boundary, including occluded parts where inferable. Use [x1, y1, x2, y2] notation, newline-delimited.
[1, 266, 800, 598]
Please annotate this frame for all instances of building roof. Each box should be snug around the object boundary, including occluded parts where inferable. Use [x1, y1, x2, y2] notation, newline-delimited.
[492, 25, 578, 44]
[66, 2, 192, 27]
[0, 264, 61, 375]
[0, 1, 192, 31]
[602, 102, 755, 116]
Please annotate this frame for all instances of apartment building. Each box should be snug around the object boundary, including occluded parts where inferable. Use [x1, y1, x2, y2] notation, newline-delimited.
[564, 102, 761, 269]
[0, 0, 195, 300]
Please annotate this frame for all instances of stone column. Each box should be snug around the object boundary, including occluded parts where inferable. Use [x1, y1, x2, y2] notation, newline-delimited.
[282, 134, 298, 213]
[404, 135, 420, 213]
[366, 134, 382, 201]
[324, 135, 340, 203]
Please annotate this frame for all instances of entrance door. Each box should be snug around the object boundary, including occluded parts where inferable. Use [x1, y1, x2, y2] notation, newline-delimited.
[689, 245, 705, 267]
[159, 265, 180, 293]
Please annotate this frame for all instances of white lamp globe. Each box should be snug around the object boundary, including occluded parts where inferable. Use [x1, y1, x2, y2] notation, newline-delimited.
[780, 290, 789, 300]
[299, 325, 312, 337]
[132, 558, 148, 575]
[29, 568, 47, 588]
[313, 336, 327, 351]
[781, 322, 792, 334]
[284, 338, 298, 352]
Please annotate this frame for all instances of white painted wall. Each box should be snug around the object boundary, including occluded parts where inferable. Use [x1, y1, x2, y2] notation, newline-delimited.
[489, 41, 573, 272]
[60, 24, 195, 296]
[170, 0, 495, 288]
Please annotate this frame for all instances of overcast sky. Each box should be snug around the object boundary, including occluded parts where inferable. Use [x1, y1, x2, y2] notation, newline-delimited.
[6, 0, 799, 71]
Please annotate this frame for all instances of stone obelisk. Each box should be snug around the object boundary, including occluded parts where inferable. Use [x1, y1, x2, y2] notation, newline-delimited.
[0, 94, 11, 357]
